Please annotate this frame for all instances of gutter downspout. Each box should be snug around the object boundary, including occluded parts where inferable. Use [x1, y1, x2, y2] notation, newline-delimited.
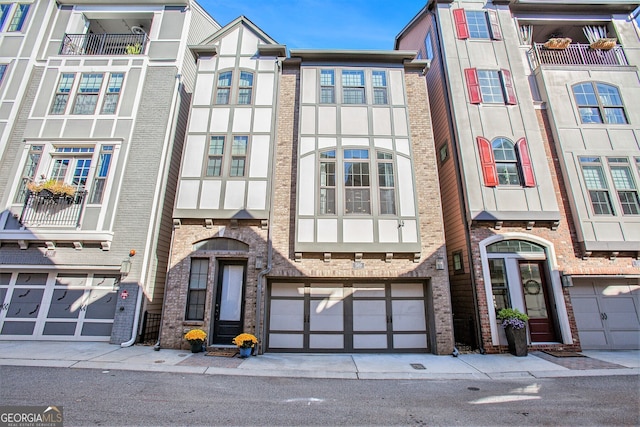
[122, 71, 183, 347]
[255, 56, 283, 355]
[429, 7, 484, 353]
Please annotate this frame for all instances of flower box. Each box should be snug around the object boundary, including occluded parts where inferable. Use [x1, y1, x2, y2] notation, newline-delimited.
[590, 38, 616, 50]
[543, 37, 572, 50]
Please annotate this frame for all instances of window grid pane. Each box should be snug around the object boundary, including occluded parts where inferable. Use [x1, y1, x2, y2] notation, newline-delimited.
[73, 73, 103, 115]
[344, 149, 371, 214]
[489, 259, 510, 311]
[186, 259, 208, 320]
[238, 72, 253, 104]
[466, 11, 490, 39]
[478, 70, 504, 103]
[320, 70, 335, 104]
[216, 71, 231, 104]
[0, 64, 7, 84]
[7, 4, 29, 32]
[319, 150, 336, 214]
[342, 70, 365, 104]
[16, 145, 43, 203]
[50, 74, 75, 115]
[492, 139, 520, 186]
[90, 146, 113, 204]
[101, 73, 124, 114]
[0, 4, 10, 29]
[206, 135, 224, 176]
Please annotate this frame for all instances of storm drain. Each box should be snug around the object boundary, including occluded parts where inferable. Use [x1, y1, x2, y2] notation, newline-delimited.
[410, 363, 426, 370]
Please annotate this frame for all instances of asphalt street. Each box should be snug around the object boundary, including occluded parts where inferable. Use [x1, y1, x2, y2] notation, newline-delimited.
[1, 365, 638, 426]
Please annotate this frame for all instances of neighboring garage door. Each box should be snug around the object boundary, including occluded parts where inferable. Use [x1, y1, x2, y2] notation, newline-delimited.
[266, 281, 429, 353]
[0, 272, 119, 341]
[570, 278, 640, 350]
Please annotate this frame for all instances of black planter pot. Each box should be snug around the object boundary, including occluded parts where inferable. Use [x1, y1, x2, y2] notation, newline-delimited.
[189, 340, 203, 353]
[504, 326, 528, 357]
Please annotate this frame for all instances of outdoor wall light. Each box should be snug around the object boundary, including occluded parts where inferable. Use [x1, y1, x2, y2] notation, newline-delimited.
[120, 259, 132, 276]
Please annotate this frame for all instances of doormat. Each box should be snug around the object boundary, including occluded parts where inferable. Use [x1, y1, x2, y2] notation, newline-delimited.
[542, 350, 586, 358]
[205, 348, 238, 358]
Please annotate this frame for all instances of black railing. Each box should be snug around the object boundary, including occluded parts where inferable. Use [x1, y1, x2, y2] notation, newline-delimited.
[139, 312, 161, 344]
[19, 190, 87, 227]
[60, 33, 148, 56]
[529, 43, 628, 68]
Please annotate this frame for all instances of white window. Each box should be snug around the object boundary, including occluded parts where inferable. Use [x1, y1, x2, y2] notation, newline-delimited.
[17, 143, 117, 206]
[342, 70, 365, 104]
[50, 72, 125, 115]
[372, 71, 388, 105]
[320, 69, 335, 104]
[6, 3, 29, 32]
[238, 72, 253, 105]
[215, 71, 232, 104]
[608, 157, 640, 215]
[580, 156, 614, 215]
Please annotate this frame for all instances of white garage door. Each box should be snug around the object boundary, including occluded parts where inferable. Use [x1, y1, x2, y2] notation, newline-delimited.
[0, 272, 118, 341]
[570, 279, 640, 350]
[267, 281, 429, 352]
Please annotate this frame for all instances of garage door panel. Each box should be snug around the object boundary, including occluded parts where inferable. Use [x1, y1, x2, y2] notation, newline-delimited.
[353, 300, 386, 331]
[270, 300, 304, 331]
[43, 322, 77, 336]
[392, 300, 426, 331]
[310, 300, 343, 331]
[391, 283, 423, 297]
[80, 322, 113, 337]
[572, 297, 605, 329]
[393, 333, 428, 349]
[309, 334, 344, 349]
[611, 331, 640, 349]
[6, 289, 44, 318]
[47, 290, 84, 318]
[577, 330, 609, 348]
[1, 321, 36, 335]
[269, 333, 303, 349]
[353, 334, 387, 349]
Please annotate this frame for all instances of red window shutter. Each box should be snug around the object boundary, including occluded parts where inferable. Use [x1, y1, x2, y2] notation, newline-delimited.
[465, 68, 482, 104]
[488, 10, 502, 40]
[516, 138, 536, 187]
[477, 137, 498, 187]
[500, 69, 517, 105]
[453, 9, 469, 39]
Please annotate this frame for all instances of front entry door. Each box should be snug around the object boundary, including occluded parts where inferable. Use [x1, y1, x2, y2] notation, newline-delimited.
[212, 262, 246, 345]
[519, 261, 557, 342]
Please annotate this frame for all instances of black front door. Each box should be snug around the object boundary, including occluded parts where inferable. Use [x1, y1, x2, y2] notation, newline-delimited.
[211, 261, 246, 345]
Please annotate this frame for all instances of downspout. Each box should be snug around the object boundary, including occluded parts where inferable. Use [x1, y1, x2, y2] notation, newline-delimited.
[122, 71, 183, 347]
[255, 56, 283, 355]
[429, 7, 484, 353]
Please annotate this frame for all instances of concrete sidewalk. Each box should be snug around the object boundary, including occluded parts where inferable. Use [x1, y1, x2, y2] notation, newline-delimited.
[0, 341, 638, 380]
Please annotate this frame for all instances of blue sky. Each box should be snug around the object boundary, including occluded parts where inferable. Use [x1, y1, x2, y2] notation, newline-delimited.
[197, 0, 427, 50]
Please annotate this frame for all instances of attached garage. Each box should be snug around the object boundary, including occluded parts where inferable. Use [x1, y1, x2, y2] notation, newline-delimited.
[0, 272, 119, 341]
[266, 280, 429, 353]
[570, 278, 640, 350]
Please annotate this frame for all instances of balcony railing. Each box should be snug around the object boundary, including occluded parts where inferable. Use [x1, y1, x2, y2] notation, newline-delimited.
[60, 33, 148, 56]
[19, 190, 87, 228]
[529, 43, 628, 68]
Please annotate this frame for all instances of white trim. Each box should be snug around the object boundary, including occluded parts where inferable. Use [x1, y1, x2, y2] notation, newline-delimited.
[479, 233, 573, 347]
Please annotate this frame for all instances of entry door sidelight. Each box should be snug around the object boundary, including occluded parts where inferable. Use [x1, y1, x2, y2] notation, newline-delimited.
[212, 262, 246, 345]
[519, 261, 558, 342]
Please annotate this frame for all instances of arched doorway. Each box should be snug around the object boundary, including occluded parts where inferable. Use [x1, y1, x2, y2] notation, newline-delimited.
[485, 239, 560, 343]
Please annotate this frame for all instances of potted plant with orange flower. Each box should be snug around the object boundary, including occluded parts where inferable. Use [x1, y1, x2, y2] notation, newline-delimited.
[232, 333, 258, 358]
[184, 328, 207, 353]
